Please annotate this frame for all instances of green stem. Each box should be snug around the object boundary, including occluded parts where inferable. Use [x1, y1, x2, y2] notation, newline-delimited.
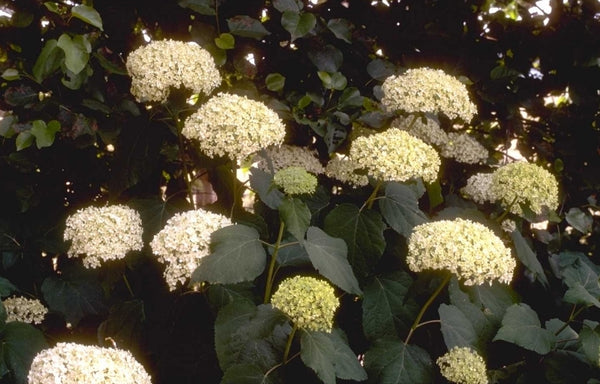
[404, 273, 451, 344]
[122, 273, 134, 298]
[554, 304, 587, 336]
[495, 195, 519, 223]
[230, 161, 238, 219]
[263, 220, 286, 303]
[364, 180, 383, 210]
[283, 324, 298, 363]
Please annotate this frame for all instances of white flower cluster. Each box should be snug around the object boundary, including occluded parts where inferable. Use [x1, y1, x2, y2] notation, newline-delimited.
[27, 342, 152, 384]
[441, 132, 489, 164]
[381, 67, 477, 122]
[390, 115, 449, 147]
[437, 347, 489, 384]
[2, 296, 48, 324]
[407, 218, 515, 285]
[126, 39, 221, 103]
[349, 128, 440, 183]
[461, 173, 496, 205]
[254, 144, 324, 175]
[150, 209, 232, 291]
[273, 166, 318, 195]
[182, 93, 286, 161]
[64, 205, 144, 269]
[325, 154, 369, 187]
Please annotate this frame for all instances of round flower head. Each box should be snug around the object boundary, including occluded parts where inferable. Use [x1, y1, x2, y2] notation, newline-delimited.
[126, 39, 221, 103]
[437, 347, 488, 384]
[325, 154, 369, 188]
[349, 128, 440, 183]
[254, 144, 324, 175]
[150, 209, 232, 291]
[27, 342, 152, 384]
[182, 93, 286, 161]
[441, 132, 489, 164]
[381, 68, 477, 122]
[64, 205, 143, 269]
[461, 173, 496, 205]
[2, 296, 47, 324]
[271, 276, 339, 332]
[407, 218, 515, 285]
[273, 166, 318, 195]
[490, 161, 559, 217]
[390, 115, 448, 147]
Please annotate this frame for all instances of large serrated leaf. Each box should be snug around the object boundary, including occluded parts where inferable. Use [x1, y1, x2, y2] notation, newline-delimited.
[493, 303, 556, 354]
[192, 225, 266, 285]
[41, 274, 106, 325]
[281, 11, 316, 41]
[304, 227, 362, 295]
[323, 203, 386, 279]
[447, 278, 495, 347]
[464, 282, 518, 327]
[0, 322, 47, 384]
[278, 197, 311, 241]
[361, 271, 417, 341]
[227, 16, 271, 40]
[364, 339, 433, 384]
[559, 253, 600, 308]
[300, 329, 367, 384]
[439, 304, 478, 351]
[71, 4, 103, 30]
[379, 182, 428, 237]
[579, 320, 600, 366]
[511, 230, 549, 287]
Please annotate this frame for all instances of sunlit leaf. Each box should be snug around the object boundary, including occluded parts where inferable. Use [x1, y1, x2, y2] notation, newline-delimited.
[0, 115, 17, 138]
[30, 119, 60, 149]
[71, 4, 103, 30]
[215, 33, 235, 49]
[57, 33, 91, 74]
[265, 73, 286, 92]
[493, 303, 555, 355]
[227, 16, 271, 40]
[364, 339, 433, 384]
[281, 11, 316, 41]
[15, 131, 34, 151]
[1, 69, 19, 81]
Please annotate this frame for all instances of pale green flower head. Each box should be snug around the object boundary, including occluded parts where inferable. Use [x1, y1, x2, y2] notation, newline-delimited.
[64, 205, 144, 269]
[381, 67, 477, 122]
[182, 93, 286, 161]
[271, 276, 339, 332]
[407, 218, 515, 285]
[273, 166, 318, 195]
[150, 209, 232, 291]
[349, 128, 440, 183]
[126, 39, 221, 103]
[437, 347, 489, 384]
[491, 161, 559, 217]
[2, 296, 48, 325]
[27, 342, 152, 384]
[441, 132, 489, 164]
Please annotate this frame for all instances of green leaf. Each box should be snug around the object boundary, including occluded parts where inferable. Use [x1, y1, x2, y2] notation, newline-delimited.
[15, 131, 34, 151]
[0, 322, 47, 384]
[0, 301, 5, 325]
[0, 277, 17, 298]
[378, 182, 428, 237]
[97, 300, 145, 349]
[279, 197, 311, 241]
[337, 87, 364, 109]
[579, 320, 600, 366]
[0, 115, 17, 138]
[566, 207, 593, 233]
[447, 278, 495, 347]
[273, 0, 303, 12]
[361, 271, 417, 341]
[464, 282, 518, 327]
[493, 303, 555, 354]
[32, 39, 62, 83]
[366, 59, 396, 81]
[30, 120, 60, 149]
[227, 16, 271, 40]
[215, 32, 235, 49]
[300, 329, 367, 384]
[41, 274, 106, 326]
[265, 73, 285, 92]
[327, 18, 353, 43]
[324, 122, 346, 153]
[275, 239, 310, 267]
[324, 203, 386, 279]
[191, 225, 267, 284]
[304, 227, 362, 295]
[307, 44, 343, 72]
[71, 4, 103, 30]
[318, 71, 347, 90]
[426, 180, 444, 209]
[43, 2, 61, 14]
[249, 167, 284, 209]
[439, 304, 478, 351]
[545, 318, 579, 350]
[57, 33, 91, 75]
[281, 11, 316, 41]
[207, 283, 256, 310]
[510, 230, 549, 287]
[564, 283, 600, 308]
[178, 0, 216, 15]
[558, 253, 600, 305]
[215, 302, 289, 371]
[364, 339, 433, 384]
[221, 364, 268, 384]
[1, 69, 19, 81]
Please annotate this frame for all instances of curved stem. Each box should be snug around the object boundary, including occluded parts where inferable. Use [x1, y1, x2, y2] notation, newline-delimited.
[263, 220, 286, 303]
[554, 304, 587, 336]
[364, 180, 383, 210]
[404, 273, 451, 344]
[283, 324, 298, 363]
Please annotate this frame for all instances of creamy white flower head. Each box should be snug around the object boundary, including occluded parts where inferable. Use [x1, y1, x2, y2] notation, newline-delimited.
[182, 93, 286, 161]
[390, 115, 448, 147]
[441, 132, 489, 164]
[64, 205, 143, 269]
[254, 144, 324, 175]
[2, 296, 48, 325]
[27, 342, 152, 384]
[349, 128, 440, 183]
[273, 166, 318, 195]
[437, 347, 488, 384]
[325, 154, 369, 187]
[461, 173, 496, 205]
[271, 276, 339, 332]
[150, 209, 232, 291]
[491, 161, 559, 217]
[407, 218, 515, 285]
[126, 39, 221, 103]
[381, 68, 477, 122]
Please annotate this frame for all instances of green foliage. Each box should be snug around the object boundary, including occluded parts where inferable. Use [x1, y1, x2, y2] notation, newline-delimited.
[278, 197, 311, 241]
[364, 340, 434, 384]
[378, 182, 428, 237]
[0, 322, 47, 384]
[493, 303, 556, 355]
